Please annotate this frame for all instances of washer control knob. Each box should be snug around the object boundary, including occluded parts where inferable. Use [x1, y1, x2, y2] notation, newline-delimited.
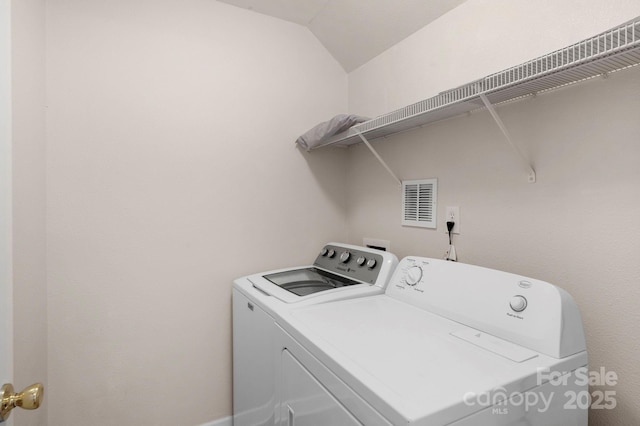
[366, 258, 377, 269]
[356, 256, 366, 266]
[327, 249, 336, 258]
[320, 248, 328, 257]
[339, 251, 351, 263]
[405, 266, 422, 286]
[510, 295, 528, 312]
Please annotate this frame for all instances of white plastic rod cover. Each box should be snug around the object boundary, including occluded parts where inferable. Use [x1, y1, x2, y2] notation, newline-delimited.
[354, 129, 402, 187]
[479, 93, 536, 183]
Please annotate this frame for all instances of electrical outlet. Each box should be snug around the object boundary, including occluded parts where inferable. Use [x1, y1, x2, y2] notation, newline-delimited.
[445, 206, 460, 234]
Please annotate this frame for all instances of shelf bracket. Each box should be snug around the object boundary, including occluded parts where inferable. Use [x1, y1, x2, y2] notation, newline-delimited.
[354, 129, 402, 187]
[479, 93, 536, 183]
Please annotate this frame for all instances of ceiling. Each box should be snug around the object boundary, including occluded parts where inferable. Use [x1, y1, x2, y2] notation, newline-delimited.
[217, 0, 467, 72]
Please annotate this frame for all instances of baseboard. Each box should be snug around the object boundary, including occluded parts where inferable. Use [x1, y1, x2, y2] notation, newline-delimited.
[198, 415, 232, 426]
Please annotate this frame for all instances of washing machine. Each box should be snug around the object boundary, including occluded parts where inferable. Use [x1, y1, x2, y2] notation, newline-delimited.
[276, 256, 588, 425]
[232, 242, 399, 426]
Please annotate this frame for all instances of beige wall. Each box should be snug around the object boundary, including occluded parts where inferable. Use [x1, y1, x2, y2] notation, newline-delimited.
[349, 0, 640, 117]
[45, 0, 347, 424]
[346, 1, 640, 425]
[11, 0, 48, 425]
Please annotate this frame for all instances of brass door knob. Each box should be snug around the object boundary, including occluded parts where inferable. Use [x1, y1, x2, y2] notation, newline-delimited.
[0, 383, 44, 421]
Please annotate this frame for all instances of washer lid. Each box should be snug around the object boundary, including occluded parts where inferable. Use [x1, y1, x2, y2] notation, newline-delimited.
[285, 295, 588, 424]
[250, 270, 367, 304]
[263, 267, 359, 297]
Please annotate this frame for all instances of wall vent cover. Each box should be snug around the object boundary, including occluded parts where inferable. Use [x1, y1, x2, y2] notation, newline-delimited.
[402, 179, 437, 228]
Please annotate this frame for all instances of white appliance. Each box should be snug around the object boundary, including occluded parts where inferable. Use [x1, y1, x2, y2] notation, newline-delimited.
[232, 243, 399, 426]
[277, 256, 588, 425]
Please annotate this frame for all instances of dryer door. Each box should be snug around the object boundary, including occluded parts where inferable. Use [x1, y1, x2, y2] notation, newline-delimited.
[281, 349, 361, 426]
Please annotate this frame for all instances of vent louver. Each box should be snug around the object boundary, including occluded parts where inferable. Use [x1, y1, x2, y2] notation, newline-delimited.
[402, 179, 437, 228]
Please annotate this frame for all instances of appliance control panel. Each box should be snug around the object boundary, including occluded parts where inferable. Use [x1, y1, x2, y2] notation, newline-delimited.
[386, 256, 586, 359]
[388, 257, 549, 317]
[313, 243, 394, 285]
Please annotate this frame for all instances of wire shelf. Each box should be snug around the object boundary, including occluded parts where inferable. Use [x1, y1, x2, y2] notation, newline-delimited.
[313, 17, 640, 149]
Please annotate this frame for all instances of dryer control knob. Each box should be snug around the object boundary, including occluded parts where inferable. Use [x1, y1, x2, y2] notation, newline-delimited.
[405, 266, 422, 286]
[356, 256, 366, 266]
[366, 259, 377, 269]
[339, 251, 351, 263]
[327, 249, 336, 258]
[510, 295, 528, 312]
[320, 248, 328, 256]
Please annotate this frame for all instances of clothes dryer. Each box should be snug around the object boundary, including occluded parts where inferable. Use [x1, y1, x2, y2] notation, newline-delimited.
[277, 256, 588, 425]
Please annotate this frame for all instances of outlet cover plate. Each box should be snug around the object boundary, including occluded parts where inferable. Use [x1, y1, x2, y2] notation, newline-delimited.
[445, 206, 460, 234]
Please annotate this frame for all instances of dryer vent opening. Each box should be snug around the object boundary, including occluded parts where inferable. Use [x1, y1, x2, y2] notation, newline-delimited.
[363, 238, 390, 252]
